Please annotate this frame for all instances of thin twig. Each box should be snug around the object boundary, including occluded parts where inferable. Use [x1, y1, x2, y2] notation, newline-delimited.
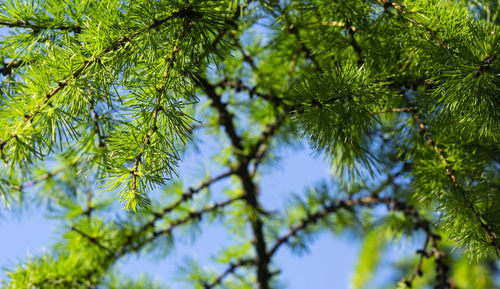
[70, 226, 114, 254]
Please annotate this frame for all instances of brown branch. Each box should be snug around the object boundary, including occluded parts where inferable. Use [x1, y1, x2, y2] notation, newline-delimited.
[249, 110, 288, 176]
[196, 76, 243, 151]
[90, 98, 104, 148]
[9, 171, 55, 191]
[8, 159, 79, 191]
[215, 79, 270, 100]
[403, 234, 430, 287]
[0, 20, 81, 32]
[0, 60, 29, 76]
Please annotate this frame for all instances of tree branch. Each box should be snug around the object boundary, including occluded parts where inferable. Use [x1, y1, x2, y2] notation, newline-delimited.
[0, 20, 81, 32]
[196, 76, 244, 151]
[0, 60, 28, 76]
[195, 75, 272, 288]
[131, 195, 244, 252]
[135, 169, 236, 237]
[202, 258, 255, 288]
[70, 226, 114, 254]
[267, 194, 452, 288]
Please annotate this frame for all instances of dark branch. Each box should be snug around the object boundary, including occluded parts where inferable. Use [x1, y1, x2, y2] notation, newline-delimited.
[267, 194, 452, 288]
[133, 195, 244, 252]
[196, 76, 244, 151]
[195, 74, 272, 288]
[1, 60, 28, 76]
[0, 20, 81, 32]
[134, 169, 236, 237]
[70, 226, 114, 254]
[203, 258, 255, 288]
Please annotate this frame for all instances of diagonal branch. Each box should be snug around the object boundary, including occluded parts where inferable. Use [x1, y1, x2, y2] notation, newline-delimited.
[70, 226, 114, 254]
[127, 195, 244, 253]
[249, 110, 288, 176]
[196, 76, 243, 151]
[267, 194, 452, 288]
[134, 169, 236, 238]
[202, 258, 255, 289]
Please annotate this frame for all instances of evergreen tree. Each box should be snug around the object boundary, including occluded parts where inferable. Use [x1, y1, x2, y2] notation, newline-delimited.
[1, 0, 500, 288]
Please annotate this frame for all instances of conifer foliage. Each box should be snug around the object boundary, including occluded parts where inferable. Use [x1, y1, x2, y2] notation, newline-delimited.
[1, 0, 500, 288]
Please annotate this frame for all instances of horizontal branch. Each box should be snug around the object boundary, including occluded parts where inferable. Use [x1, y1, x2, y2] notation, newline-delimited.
[377, 107, 415, 113]
[0, 20, 81, 32]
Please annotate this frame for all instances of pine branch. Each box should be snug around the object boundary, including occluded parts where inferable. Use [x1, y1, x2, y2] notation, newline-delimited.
[0, 5, 195, 155]
[196, 76, 244, 151]
[249, 110, 288, 176]
[401, 233, 450, 289]
[8, 159, 79, 192]
[412, 112, 500, 252]
[377, 0, 451, 49]
[89, 98, 105, 149]
[215, 79, 269, 100]
[377, 107, 415, 113]
[9, 172, 55, 192]
[28, 171, 238, 288]
[346, 20, 363, 65]
[283, 15, 322, 72]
